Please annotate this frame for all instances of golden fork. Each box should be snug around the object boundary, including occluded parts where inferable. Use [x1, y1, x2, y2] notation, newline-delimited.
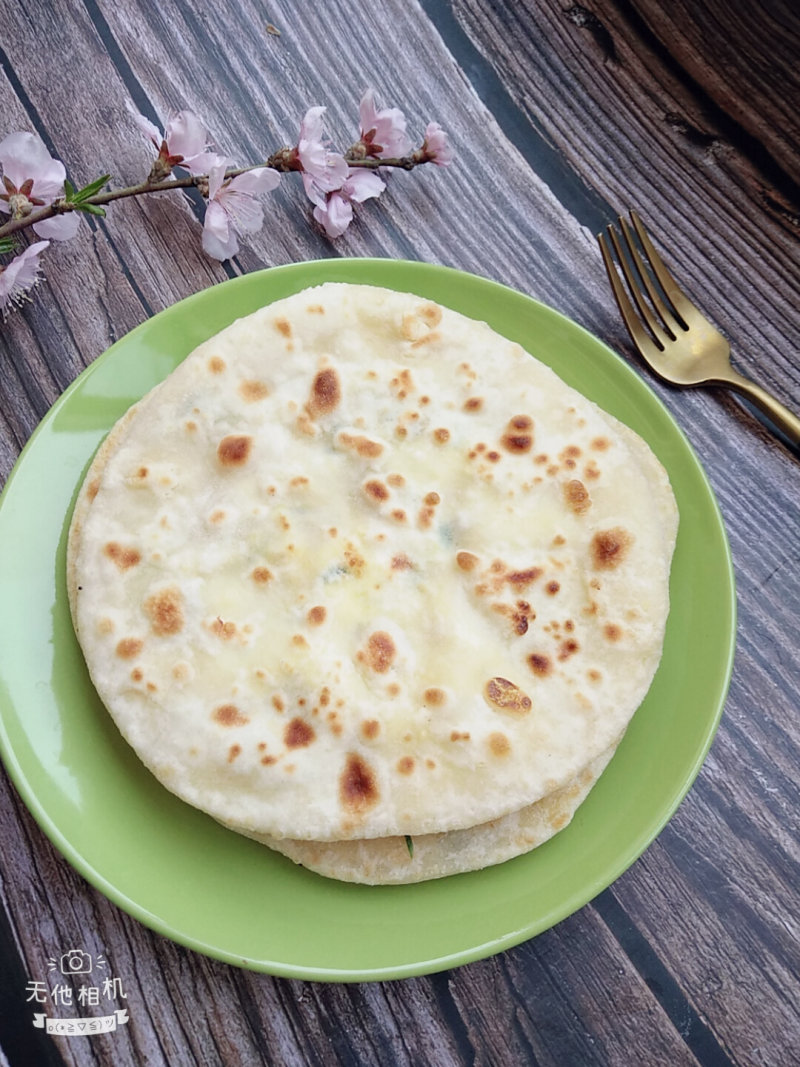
[598, 210, 800, 447]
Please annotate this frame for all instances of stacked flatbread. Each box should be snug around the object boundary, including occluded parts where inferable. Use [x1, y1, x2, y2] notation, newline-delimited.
[68, 283, 678, 884]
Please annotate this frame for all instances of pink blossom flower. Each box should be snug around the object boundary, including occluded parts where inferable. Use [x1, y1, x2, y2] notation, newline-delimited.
[421, 123, 453, 167]
[358, 90, 412, 159]
[128, 104, 215, 177]
[296, 106, 349, 207]
[312, 168, 385, 239]
[0, 240, 49, 317]
[201, 156, 281, 260]
[0, 133, 79, 240]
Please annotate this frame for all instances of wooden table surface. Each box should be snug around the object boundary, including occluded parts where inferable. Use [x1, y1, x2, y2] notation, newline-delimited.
[1, 1, 798, 1064]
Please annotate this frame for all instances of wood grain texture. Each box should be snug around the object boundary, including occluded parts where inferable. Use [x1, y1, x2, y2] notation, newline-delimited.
[1, 0, 799, 1065]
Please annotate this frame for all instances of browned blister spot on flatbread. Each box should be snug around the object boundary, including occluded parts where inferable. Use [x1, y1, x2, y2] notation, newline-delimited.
[361, 719, 380, 740]
[212, 704, 249, 727]
[488, 732, 511, 757]
[338, 432, 384, 458]
[308, 367, 341, 417]
[392, 554, 413, 570]
[423, 687, 446, 707]
[251, 566, 272, 585]
[239, 380, 270, 402]
[396, 756, 415, 775]
[104, 542, 141, 571]
[217, 435, 252, 467]
[362, 631, 396, 674]
[274, 317, 292, 337]
[210, 618, 237, 640]
[411, 330, 441, 349]
[564, 479, 591, 515]
[144, 587, 184, 636]
[484, 677, 532, 715]
[604, 623, 622, 642]
[115, 637, 143, 660]
[420, 302, 442, 327]
[208, 356, 226, 374]
[501, 415, 534, 454]
[591, 528, 633, 570]
[456, 550, 479, 572]
[87, 478, 101, 502]
[591, 436, 611, 451]
[227, 744, 241, 763]
[546, 580, 560, 595]
[432, 427, 450, 445]
[528, 652, 553, 677]
[339, 753, 380, 813]
[558, 639, 580, 661]
[307, 605, 327, 626]
[463, 397, 483, 413]
[284, 717, 316, 748]
[506, 566, 542, 589]
[363, 479, 389, 504]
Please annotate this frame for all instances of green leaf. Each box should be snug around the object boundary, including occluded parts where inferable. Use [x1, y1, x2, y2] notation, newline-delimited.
[404, 835, 414, 858]
[73, 173, 111, 202]
[0, 236, 17, 255]
[76, 203, 107, 217]
[63, 178, 77, 202]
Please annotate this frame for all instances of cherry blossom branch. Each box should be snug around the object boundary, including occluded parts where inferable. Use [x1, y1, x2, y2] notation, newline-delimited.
[0, 90, 453, 316]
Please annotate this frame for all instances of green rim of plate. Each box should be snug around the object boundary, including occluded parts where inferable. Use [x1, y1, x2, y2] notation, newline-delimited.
[0, 260, 735, 982]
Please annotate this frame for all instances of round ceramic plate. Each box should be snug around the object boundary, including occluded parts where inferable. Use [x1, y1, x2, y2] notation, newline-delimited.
[0, 260, 735, 981]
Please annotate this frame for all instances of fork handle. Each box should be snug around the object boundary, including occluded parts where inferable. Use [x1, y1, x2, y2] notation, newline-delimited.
[721, 370, 800, 448]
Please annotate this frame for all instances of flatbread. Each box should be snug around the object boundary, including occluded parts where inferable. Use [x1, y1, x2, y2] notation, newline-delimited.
[68, 283, 678, 863]
[226, 744, 618, 884]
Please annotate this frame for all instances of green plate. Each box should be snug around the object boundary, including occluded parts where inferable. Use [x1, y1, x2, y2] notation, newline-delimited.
[0, 260, 735, 981]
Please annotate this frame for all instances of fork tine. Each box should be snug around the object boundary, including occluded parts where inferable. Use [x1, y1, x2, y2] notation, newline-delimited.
[597, 231, 663, 360]
[605, 221, 673, 349]
[618, 215, 680, 339]
[629, 210, 693, 327]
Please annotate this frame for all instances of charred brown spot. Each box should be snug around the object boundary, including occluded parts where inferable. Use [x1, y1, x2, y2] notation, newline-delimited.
[306, 304, 325, 314]
[239, 379, 270, 402]
[546, 580, 561, 595]
[274, 317, 292, 337]
[131, 668, 143, 682]
[456, 550, 479, 572]
[418, 505, 435, 529]
[411, 330, 441, 348]
[463, 397, 483, 413]
[484, 677, 532, 715]
[272, 695, 285, 712]
[604, 623, 622, 641]
[227, 744, 241, 763]
[588, 669, 602, 683]
[387, 473, 405, 488]
[87, 478, 101, 501]
[501, 414, 534, 454]
[420, 302, 442, 326]
[392, 554, 413, 570]
[208, 356, 226, 374]
[115, 637, 143, 660]
[104, 542, 141, 571]
[397, 756, 416, 775]
[308, 367, 341, 416]
[338, 432, 384, 458]
[424, 491, 441, 506]
[307, 605, 327, 626]
[363, 479, 390, 503]
[217, 435, 252, 467]
[391, 509, 407, 523]
[252, 566, 273, 585]
[144, 587, 184, 636]
[284, 717, 316, 748]
[507, 567, 543, 588]
[433, 427, 450, 445]
[591, 436, 610, 451]
[450, 730, 470, 742]
[487, 451, 501, 463]
[364, 631, 396, 674]
[591, 528, 633, 570]
[488, 732, 511, 757]
[558, 638, 580, 661]
[212, 704, 249, 727]
[361, 719, 380, 740]
[564, 479, 591, 515]
[339, 753, 380, 813]
[423, 687, 446, 707]
[528, 653, 553, 677]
